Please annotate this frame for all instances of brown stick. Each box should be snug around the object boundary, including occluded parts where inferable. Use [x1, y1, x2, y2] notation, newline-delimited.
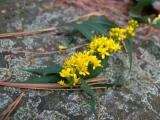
[67, 11, 111, 23]
[0, 77, 106, 90]
[0, 82, 64, 90]
[0, 27, 57, 39]
[45, 86, 108, 91]
[0, 93, 25, 120]
[66, 11, 128, 26]
[11, 43, 88, 56]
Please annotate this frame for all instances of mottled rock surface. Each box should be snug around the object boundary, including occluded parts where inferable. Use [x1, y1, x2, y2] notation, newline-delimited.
[0, 0, 160, 120]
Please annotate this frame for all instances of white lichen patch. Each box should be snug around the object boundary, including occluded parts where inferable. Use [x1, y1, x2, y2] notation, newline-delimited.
[64, 100, 90, 116]
[0, 39, 16, 50]
[0, 68, 9, 80]
[3, 87, 22, 94]
[64, 102, 82, 116]
[22, 37, 36, 50]
[98, 105, 114, 120]
[25, 12, 61, 31]
[0, 93, 13, 112]
[12, 96, 41, 120]
[38, 110, 70, 120]
[28, 90, 53, 97]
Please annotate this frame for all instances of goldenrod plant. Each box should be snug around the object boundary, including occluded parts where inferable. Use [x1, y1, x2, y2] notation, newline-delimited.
[58, 19, 139, 87]
[22, 18, 139, 115]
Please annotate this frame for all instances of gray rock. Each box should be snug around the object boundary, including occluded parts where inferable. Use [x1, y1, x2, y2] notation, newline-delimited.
[0, 1, 160, 120]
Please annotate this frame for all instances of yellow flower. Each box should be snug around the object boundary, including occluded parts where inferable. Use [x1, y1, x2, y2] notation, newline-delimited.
[126, 27, 135, 37]
[97, 47, 110, 59]
[78, 65, 90, 76]
[128, 19, 139, 29]
[88, 36, 108, 51]
[58, 80, 65, 86]
[60, 51, 102, 86]
[109, 28, 127, 41]
[89, 36, 121, 59]
[72, 74, 80, 86]
[109, 20, 138, 41]
[90, 56, 102, 69]
[58, 45, 67, 50]
[60, 68, 74, 78]
[113, 43, 121, 51]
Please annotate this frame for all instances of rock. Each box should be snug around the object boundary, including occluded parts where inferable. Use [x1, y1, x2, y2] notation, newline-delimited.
[153, 1, 160, 12]
[0, 93, 13, 113]
[0, 0, 160, 120]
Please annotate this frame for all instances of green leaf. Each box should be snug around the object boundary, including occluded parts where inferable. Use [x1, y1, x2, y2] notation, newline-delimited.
[124, 39, 133, 74]
[67, 22, 93, 40]
[92, 83, 115, 88]
[21, 75, 61, 84]
[101, 57, 109, 69]
[90, 16, 117, 28]
[151, 16, 160, 29]
[80, 79, 96, 115]
[22, 66, 62, 76]
[131, 14, 155, 23]
[130, 0, 154, 17]
[85, 58, 108, 79]
[66, 16, 117, 41]
[151, 23, 160, 29]
[87, 67, 103, 78]
[84, 21, 107, 36]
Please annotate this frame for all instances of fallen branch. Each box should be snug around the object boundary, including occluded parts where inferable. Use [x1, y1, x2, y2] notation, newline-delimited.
[0, 93, 25, 120]
[0, 77, 106, 90]
[66, 11, 128, 25]
[0, 27, 57, 39]
[10, 43, 88, 56]
[0, 81, 64, 90]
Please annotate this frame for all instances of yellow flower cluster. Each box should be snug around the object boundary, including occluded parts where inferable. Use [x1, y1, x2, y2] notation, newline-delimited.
[88, 36, 121, 59]
[109, 19, 139, 41]
[128, 19, 139, 29]
[109, 28, 127, 41]
[58, 19, 138, 86]
[59, 51, 102, 86]
[57, 80, 65, 86]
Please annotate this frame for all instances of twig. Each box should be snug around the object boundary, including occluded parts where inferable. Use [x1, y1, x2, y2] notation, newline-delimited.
[0, 81, 107, 91]
[87, 77, 106, 83]
[0, 27, 57, 39]
[66, 11, 125, 23]
[45, 86, 108, 91]
[0, 93, 25, 120]
[0, 77, 106, 90]
[0, 82, 64, 90]
[87, 81, 107, 86]
[10, 43, 88, 56]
